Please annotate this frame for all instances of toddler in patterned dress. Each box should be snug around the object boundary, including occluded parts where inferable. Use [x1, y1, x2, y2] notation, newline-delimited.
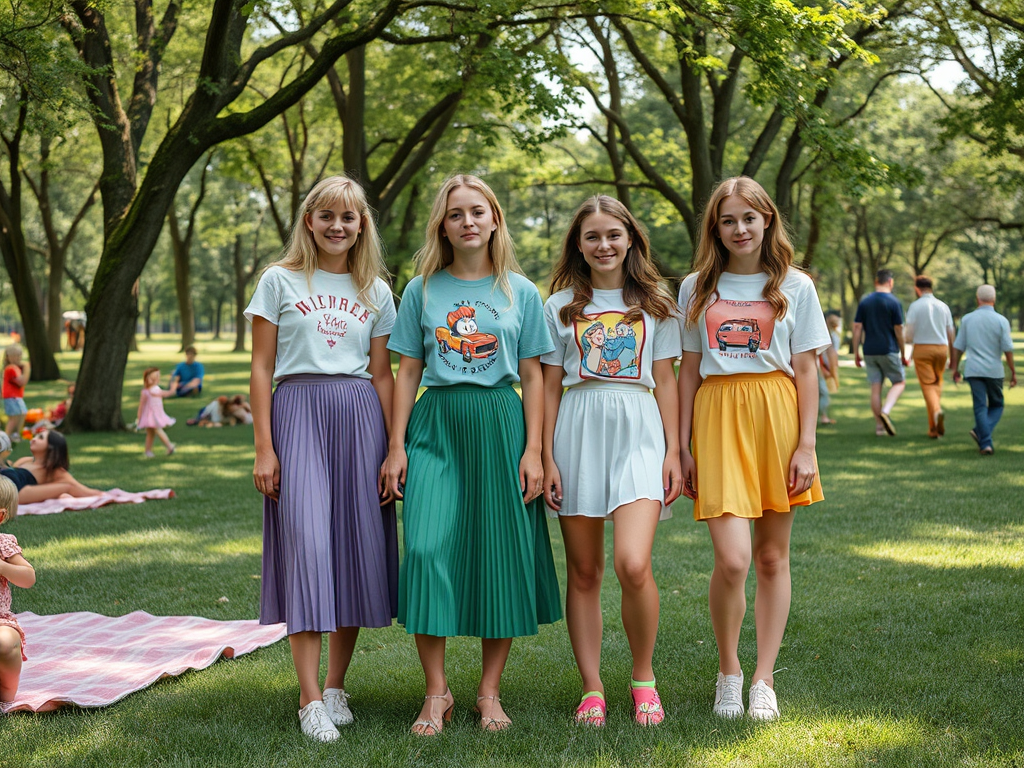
[0, 475, 35, 701]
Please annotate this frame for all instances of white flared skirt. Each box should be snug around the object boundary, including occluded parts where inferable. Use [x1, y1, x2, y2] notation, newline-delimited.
[550, 382, 671, 521]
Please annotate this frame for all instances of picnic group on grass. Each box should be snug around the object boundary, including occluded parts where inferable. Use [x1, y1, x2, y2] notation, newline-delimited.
[0, 172, 1016, 741]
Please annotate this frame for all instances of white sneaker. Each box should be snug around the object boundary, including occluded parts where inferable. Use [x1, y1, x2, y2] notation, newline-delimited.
[713, 671, 744, 718]
[322, 687, 353, 726]
[748, 679, 780, 721]
[299, 700, 340, 742]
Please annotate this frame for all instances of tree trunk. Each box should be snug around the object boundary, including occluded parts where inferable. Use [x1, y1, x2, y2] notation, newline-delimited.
[233, 235, 247, 352]
[167, 206, 195, 351]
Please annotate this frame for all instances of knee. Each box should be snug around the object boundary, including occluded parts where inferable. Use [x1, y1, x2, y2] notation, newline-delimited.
[567, 560, 603, 593]
[614, 556, 652, 592]
[714, 553, 750, 586]
[0, 630, 21, 660]
[753, 546, 789, 580]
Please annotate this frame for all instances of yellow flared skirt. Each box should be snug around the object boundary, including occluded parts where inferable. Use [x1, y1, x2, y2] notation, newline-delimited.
[692, 371, 823, 521]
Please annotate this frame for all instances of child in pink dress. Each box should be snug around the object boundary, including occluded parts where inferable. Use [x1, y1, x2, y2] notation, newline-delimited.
[0, 475, 35, 702]
[137, 367, 176, 458]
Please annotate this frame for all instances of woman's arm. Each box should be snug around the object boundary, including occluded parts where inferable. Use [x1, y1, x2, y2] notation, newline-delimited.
[789, 349, 819, 495]
[652, 358, 682, 505]
[250, 317, 280, 500]
[367, 337, 397, 504]
[0, 553, 35, 589]
[540, 363, 564, 510]
[381, 355, 424, 499]
[518, 357, 544, 504]
[677, 351, 702, 499]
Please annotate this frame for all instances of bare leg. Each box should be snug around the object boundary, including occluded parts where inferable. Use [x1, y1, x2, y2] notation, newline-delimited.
[870, 382, 884, 429]
[0, 626, 22, 702]
[478, 637, 513, 728]
[705, 515, 753, 676]
[751, 511, 796, 688]
[412, 634, 449, 734]
[153, 428, 173, 451]
[559, 516, 606, 695]
[289, 631, 324, 708]
[882, 380, 906, 415]
[144, 428, 156, 453]
[5, 415, 24, 440]
[323, 627, 359, 690]
[612, 500, 661, 682]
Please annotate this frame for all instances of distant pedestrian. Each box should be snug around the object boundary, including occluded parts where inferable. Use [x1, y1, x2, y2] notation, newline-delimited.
[951, 285, 1017, 455]
[170, 347, 204, 397]
[904, 275, 955, 438]
[2, 346, 31, 444]
[853, 269, 906, 436]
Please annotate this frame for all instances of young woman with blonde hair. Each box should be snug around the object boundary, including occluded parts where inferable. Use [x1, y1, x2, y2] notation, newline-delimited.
[383, 174, 561, 735]
[677, 176, 830, 721]
[247, 175, 399, 742]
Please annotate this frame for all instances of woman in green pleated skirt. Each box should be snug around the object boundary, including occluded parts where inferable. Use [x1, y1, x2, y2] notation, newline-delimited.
[383, 175, 561, 735]
[399, 384, 561, 638]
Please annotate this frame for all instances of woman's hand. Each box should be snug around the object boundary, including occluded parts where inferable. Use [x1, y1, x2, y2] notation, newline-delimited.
[382, 447, 407, 500]
[253, 448, 280, 501]
[543, 457, 563, 511]
[520, 448, 544, 504]
[681, 450, 698, 500]
[378, 457, 398, 505]
[662, 448, 683, 505]
[787, 445, 817, 496]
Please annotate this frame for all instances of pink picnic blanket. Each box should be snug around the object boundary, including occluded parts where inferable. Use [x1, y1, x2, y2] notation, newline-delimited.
[2, 611, 286, 713]
[17, 488, 175, 516]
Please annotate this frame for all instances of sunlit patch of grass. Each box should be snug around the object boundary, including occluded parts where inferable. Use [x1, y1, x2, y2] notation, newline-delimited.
[851, 524, 1024, 569]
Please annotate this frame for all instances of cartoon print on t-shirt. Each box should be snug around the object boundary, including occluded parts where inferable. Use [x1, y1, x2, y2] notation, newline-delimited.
[704, 298, 775, 357]
[574, 311, 645, 380]
[435, 305, 499, 364]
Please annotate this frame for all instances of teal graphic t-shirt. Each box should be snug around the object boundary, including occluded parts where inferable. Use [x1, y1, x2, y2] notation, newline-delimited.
[388, 270, 554, 387]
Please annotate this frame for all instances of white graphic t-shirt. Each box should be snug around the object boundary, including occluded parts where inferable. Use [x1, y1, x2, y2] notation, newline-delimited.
[244, 266, 396, 380]
[542, 288, 682, 389]
[677, 270, 830, 378]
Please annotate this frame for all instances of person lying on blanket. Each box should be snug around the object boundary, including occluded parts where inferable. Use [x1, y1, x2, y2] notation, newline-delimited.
[0, 430, 102, 504]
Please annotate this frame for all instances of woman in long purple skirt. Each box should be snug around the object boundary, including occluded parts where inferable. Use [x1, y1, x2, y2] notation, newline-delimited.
[247, 176, 398, 742]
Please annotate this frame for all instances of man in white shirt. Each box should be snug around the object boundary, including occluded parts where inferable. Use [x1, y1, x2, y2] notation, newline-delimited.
[904, 275, 955, 438]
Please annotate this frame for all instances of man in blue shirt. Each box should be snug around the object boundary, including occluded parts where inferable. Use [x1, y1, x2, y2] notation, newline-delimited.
[951, 285, 1017, 455]
[170, 346, 204, 397]
[852, 269, 907, 436]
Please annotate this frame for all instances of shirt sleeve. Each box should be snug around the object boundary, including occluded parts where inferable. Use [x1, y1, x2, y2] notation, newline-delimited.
[653, 313, 683, 360]
[892, 298, 905, 325]
[677, 276, 703, 353]
[1000, 317, 1014, 352]
[244, 268, 282, 325]
[790, 277, 832, 355]
[540, 296, 568, 367]
[953, 319, 967, 352]
[370, 280, 398, 339]
[854, 300, 865, 324]
[0, 533, 21, 560]
[196, 363, 205, 379]
[943, 305, 955, 333]
[903, 303, 917, 343]
[387, 278, 425, 359]
[518, 284, 555, 359]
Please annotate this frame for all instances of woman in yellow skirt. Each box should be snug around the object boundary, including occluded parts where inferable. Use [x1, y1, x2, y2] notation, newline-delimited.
[677, 177, 830, 721]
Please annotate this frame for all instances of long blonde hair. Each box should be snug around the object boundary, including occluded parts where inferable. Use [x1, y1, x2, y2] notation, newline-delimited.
[415, 174, 521, 305]
[273, 175, 389, 310]
[2, 344, 22, 370]
[550, 195, 676, 326]
[685, 176, 796, 327]
[0, 475, 17, 524]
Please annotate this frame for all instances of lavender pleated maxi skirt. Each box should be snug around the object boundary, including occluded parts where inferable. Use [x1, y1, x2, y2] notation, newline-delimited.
[260, 374, 398, 634]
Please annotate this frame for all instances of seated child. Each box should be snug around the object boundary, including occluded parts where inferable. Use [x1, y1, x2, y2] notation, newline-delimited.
[51, 383, 75, 426]
[0, 475, 35, 702]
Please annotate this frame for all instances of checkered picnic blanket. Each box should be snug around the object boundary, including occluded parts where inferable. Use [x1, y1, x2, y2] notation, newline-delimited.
[17, 488, 175, 516]
[2, 611, 286, 713]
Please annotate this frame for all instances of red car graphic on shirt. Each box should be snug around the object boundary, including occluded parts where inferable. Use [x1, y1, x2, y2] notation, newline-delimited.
[715, 318, 761, 353]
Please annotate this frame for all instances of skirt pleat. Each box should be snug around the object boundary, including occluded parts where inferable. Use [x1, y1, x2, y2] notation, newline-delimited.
[261, 375, 398, 633]
[692, 371, 824, 521]
[551, 385, 671, 520]
[399, 385, 562, 638]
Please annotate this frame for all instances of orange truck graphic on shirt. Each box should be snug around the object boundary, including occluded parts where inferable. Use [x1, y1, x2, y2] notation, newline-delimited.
[435, 306, 499, 363]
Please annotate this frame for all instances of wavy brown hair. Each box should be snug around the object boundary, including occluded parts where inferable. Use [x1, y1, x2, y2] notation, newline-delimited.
[684, 176, 796, 328]
[550, 195, 676, 326]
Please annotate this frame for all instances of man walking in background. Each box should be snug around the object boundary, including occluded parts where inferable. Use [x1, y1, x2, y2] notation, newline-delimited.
[853, 269, 907, 436]
[952, 284, 1017, 455]
[905, 275, 955, 438]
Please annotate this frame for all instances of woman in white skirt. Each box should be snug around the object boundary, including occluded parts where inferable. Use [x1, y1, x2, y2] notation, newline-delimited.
[541, 196, 682, 727]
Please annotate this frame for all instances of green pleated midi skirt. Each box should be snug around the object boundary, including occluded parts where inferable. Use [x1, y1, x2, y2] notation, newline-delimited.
[398, 384, 562, 638]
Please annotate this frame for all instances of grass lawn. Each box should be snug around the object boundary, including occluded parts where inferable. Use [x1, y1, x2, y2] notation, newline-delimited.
[0, 334, 1022, 767]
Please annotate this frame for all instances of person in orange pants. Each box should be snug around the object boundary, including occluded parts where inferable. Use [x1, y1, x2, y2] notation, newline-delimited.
[904, 275, 955, 438]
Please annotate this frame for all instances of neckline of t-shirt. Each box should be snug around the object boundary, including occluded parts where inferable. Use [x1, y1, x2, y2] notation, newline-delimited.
[720, 271, 768, 281]
[437, 269, 494, 286]
[313, 268, 353, 279]
[591, 287, 623, 295]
